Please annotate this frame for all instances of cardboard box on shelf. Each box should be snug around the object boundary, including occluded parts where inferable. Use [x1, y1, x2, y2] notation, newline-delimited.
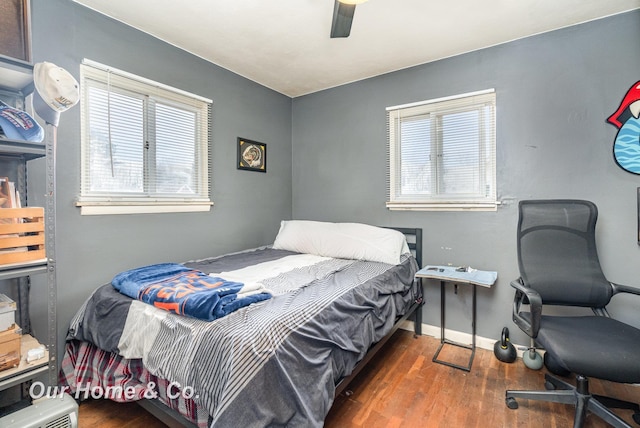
[0, 324, 21, 371]
[0, 293, 16, 332]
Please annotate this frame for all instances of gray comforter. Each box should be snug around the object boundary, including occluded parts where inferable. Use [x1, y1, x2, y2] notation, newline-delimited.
[67, 247, 419, 427]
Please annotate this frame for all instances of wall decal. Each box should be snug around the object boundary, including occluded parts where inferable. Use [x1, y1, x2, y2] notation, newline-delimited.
[607, 81, 640, 175]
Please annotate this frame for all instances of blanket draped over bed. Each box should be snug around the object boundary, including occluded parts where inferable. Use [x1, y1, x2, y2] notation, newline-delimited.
[111, 263, 271, 321]
[63, 247, 419, 428]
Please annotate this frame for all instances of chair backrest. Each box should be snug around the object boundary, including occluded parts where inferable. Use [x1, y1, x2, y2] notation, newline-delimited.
[517, 199, 613, 308]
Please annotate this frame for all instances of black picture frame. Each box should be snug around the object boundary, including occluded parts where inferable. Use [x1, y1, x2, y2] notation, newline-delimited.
[237, 137, 266, 173]
[0, 0, 31, 62]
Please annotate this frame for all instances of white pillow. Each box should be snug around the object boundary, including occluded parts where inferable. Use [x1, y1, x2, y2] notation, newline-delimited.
[272, 220, 410, 265]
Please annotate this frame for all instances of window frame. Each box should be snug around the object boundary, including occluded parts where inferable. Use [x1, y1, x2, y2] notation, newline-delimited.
[386, 89, 497, 212]
[76, 59, 213, 215]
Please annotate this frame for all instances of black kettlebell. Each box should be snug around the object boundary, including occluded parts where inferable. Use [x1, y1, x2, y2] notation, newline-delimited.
[494, 327, 517, 363]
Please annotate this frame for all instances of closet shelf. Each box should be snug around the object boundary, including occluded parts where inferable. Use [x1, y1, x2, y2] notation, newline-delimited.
[0, 333, 49, 391]
[0, 139, 46, 160]
[0, 259, 47, 281]
[0, 55, 33, 95]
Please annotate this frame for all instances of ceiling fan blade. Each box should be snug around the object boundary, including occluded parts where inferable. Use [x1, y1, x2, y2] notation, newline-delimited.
[330, 1, 356, 38]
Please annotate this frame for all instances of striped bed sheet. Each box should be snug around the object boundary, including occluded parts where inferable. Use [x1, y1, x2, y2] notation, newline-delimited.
[62, 246, 419, 427]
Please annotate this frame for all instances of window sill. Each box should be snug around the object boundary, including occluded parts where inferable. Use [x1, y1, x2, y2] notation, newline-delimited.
[76, 201, 213, 215]
[386, 201, 499, 212]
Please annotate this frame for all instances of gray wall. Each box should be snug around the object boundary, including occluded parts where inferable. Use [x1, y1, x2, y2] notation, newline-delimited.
[23, 0, 640, 359]
[27, 0, 293, 357]
[292, 10, 640, 345]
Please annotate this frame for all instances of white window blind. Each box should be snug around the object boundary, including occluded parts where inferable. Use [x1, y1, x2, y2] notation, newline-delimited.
[386, 89, 497, 211]
[77, 59, 212, 215]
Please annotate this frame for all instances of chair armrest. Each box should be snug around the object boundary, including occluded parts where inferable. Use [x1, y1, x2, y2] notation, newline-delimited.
[510, 279, 542, 338]
[611, 283, 640, 297]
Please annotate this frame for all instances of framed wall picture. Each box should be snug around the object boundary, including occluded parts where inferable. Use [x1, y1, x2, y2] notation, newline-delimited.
[0, 0, 32, 62]
[638, 187, 640, 245]
[237, 137, 266, 173]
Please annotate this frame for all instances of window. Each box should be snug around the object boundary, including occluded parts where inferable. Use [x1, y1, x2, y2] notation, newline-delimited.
[386, 89, 497, 211]
[77, 59, 212, 215]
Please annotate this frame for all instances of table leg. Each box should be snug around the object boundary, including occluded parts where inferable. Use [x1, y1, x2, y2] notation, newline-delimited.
[440, 280, 445, 343]
[432, 280, 476, 372]
[472, 284, 477, 351]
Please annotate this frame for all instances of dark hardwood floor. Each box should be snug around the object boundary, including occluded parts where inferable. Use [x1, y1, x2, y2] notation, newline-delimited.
[78, 330, 640, 427]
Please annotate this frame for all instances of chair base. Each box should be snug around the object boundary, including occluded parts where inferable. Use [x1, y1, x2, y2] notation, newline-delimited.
[506, 373, 640, 428]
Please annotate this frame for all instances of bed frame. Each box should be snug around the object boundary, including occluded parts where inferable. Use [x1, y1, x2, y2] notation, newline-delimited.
[137, 227, 424, 428]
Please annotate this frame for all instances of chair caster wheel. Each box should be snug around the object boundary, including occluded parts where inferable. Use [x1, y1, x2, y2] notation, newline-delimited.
[544, 380, 556, 390]
[506, 397, 518, 409]
[632, 412, 640, 425]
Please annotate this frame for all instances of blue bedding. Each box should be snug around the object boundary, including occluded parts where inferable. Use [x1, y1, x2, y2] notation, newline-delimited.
[111, 263, 271, 321]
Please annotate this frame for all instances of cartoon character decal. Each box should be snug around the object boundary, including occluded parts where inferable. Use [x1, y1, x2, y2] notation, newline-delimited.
[607, 81, 640, 175]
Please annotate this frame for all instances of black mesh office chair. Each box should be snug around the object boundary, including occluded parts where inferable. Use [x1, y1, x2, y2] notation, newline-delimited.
[505, 199, 640, 428]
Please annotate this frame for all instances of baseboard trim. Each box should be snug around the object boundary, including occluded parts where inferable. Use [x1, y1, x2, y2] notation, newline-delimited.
[399, 321, 532, 358]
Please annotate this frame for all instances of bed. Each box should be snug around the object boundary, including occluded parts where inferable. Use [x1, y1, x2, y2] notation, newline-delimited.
[59, 221, 424, 427]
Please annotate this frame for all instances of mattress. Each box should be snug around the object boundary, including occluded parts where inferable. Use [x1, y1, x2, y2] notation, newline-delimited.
[61, 246, 420, 427]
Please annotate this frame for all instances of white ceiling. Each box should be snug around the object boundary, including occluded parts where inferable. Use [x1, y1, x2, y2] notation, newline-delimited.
[73, 0, 640, 98]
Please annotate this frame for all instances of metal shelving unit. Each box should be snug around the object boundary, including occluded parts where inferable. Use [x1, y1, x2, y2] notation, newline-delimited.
[0, 55, 57, 398]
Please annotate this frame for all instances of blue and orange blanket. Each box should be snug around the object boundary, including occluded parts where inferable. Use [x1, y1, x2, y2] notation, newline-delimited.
[111, 263, 271, 321]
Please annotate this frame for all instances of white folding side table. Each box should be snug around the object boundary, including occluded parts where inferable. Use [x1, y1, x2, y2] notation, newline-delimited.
[416, 265, 497, 371]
